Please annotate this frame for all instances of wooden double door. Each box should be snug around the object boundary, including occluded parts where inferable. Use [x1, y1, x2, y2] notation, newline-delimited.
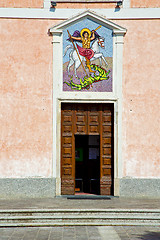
[61, 103, 114, 195]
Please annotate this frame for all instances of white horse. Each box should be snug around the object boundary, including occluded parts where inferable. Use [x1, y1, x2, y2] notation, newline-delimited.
[64, 37, 108, 77]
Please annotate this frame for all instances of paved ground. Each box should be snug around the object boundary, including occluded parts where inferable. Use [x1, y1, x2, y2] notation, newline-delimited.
[0, 197, 159, 210]
[0, 226, 159, 240]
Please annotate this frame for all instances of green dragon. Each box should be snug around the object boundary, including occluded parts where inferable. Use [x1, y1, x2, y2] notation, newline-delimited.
[64, 64, 110, 91]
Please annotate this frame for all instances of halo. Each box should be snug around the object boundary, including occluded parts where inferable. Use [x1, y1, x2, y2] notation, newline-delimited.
[80, 28, 91, 38]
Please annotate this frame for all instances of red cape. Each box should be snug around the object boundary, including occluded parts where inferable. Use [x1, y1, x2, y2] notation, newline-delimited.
[76, 43, 94, 60]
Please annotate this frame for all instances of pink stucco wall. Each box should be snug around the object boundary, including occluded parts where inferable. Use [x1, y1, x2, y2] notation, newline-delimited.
[1, 0, 160, 9]
[0, 0, 43, 8]
[0, 19, 60, 178]
[115, 19, 160, 178]
[131, 0, 160, 8]
[0, 1, 117, 9]
[0, 17, 159, 179]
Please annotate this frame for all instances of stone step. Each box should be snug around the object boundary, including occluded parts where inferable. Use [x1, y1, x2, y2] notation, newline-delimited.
[0, 209, 159, 226]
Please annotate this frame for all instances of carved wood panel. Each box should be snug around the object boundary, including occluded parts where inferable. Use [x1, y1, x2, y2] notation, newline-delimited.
[88, 104, 100, 135]
[100, 104, 113, 195]
[74, 104, 88, 135]
[61, 104, 75, 195]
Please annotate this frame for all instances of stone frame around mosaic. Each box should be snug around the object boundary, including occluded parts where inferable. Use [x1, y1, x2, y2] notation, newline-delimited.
[49, 10, 126, 196]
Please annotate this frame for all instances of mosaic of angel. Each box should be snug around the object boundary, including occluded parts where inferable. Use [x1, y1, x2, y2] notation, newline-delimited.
[63, 25, 112, 91]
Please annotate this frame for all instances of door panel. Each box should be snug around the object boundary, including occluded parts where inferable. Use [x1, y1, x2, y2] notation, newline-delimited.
[75, 104, 88, 135]
[88, 104, 100, 135]
[61, 104, 75, 195]
[100, 105, 113, 195]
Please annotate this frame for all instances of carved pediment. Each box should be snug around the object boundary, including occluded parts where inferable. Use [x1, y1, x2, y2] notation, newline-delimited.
[49, 10, 126, 34]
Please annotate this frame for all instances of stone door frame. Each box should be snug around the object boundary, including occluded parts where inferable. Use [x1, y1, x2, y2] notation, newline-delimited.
[54, 99, 121, 196]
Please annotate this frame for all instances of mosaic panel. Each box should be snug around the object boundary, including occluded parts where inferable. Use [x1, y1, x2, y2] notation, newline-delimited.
[63, 18, 113, 92]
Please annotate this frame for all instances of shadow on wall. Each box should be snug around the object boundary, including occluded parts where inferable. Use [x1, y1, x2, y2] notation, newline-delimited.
[139, 231, 160, 240]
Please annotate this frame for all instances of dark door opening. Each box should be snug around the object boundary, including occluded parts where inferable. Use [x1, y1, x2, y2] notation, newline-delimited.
[75, 135, 100, 195]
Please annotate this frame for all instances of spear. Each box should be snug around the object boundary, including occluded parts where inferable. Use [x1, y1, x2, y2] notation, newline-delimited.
[94, 25, 102, 32]
[67, 30, 88, 76]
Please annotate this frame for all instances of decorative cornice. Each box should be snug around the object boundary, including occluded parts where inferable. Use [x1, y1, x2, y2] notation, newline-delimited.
[0, 8, 159, 20]
[49, 10, 127, 34]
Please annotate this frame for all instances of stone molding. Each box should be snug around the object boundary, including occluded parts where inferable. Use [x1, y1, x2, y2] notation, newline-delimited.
[0, 8, 160, 19]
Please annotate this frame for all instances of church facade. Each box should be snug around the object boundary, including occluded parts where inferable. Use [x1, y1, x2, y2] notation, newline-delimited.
[0, 0, 160, 198]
